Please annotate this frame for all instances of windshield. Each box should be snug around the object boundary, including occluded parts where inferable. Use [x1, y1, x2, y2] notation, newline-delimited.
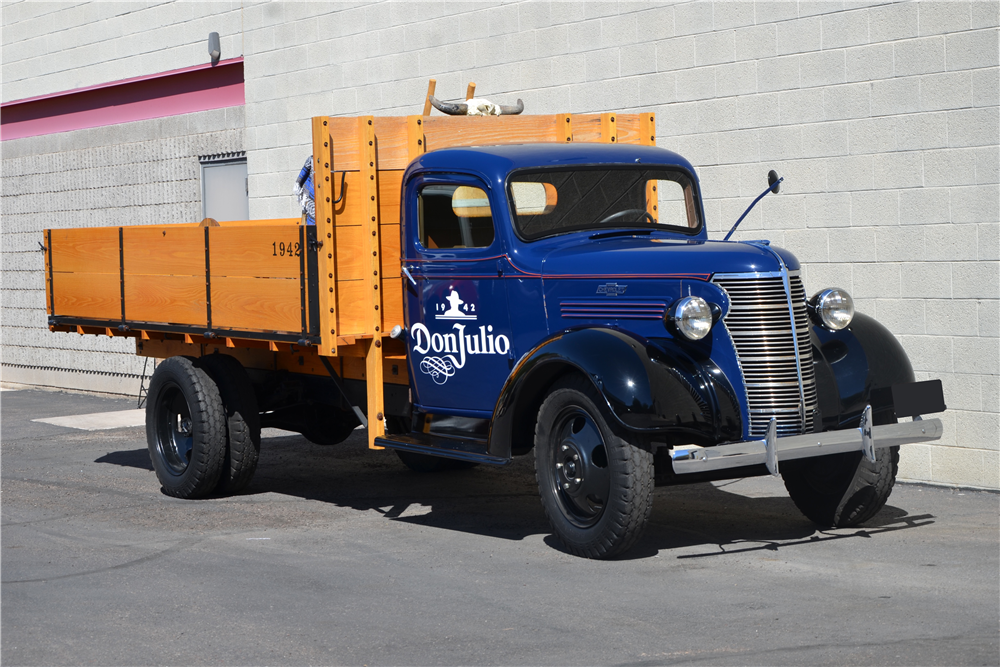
[507, 168, 702, 241]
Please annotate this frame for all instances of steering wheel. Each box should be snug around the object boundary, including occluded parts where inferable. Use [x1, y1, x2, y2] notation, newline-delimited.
[598, 209, 656, 225]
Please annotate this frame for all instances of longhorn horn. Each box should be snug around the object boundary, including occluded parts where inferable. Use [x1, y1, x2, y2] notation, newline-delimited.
[498, 98, 524, 115]
[428, 95, 468, 116]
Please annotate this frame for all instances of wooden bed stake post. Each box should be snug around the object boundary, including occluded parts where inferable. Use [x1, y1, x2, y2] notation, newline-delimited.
[465, 82, 476, 100]
[312, 116, 338, 357]
[423, 79, 437, 116]
[359, 116, 386, 448]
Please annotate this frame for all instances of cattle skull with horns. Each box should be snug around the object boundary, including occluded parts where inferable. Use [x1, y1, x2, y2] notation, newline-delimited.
[428, 95, 524, 116]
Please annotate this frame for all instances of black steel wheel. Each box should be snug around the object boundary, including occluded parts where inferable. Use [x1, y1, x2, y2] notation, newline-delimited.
[195, 354, 261, 495]
[146, 356, 226, 499]
[534, 375, 654, 559]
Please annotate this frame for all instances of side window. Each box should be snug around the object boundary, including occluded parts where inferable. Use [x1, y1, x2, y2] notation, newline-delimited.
[200, 153, 249, 222]
[418, 184, 495, 249]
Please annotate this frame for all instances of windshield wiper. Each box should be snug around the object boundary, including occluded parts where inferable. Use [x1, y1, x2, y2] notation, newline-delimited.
[589, 229, 654, 240]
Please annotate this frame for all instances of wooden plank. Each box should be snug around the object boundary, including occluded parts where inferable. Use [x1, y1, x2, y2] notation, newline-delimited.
[420, 115, 561, 151]
[330, 170, 404, 227]
[378, 170, 404, 225]
[209, 226, 303, 279]
[616, 114, 643, 146]
[371, 117, 410, 170]
[313, 116, 337, 357]
[334, 280, 367, 336]
[379, 223, 401, 280]
[125, 275, 206, 325]
[569, 114, 603, 143]
[51, 272, 121, 319]
[360, 115, 386, 447]
[44, 230, 53, 315]
[331, 225, 364, 281]
[423, 78, 436, 116]
[50, 227, 119, 274]
[123, 226, 205, 276]
[326, 117, 362, 171]
[407, 115, 426, 162]
[559, 113, 573, 143]
[600, 112, 618, 143]
[381, 276, 404, 332]
[211, 276, 301, 333]
[215, 218, 300, 227]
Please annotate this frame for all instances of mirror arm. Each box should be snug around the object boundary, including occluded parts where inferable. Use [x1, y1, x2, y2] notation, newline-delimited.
[723, 176, 783, 242]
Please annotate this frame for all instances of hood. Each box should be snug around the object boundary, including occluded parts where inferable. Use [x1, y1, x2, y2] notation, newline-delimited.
[538, 236, 794, 279]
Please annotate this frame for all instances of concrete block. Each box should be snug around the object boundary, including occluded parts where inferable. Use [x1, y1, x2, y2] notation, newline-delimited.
[923, 148, 978, 187]
[895, 35, 946, 77]
[976, 213, 1000, 257]
[656, 36, 696, 71]
[716, 128, 759, 164]
[853, 262, 901, 298]
[901, 261, 954, 298]
[953, 261, 1000, 300]
[486, 3, 520, 36]
[675, 66, 716, 102]
[757, 55, 801, 93]
[973, 67, 1000, 108]
[823, 82, 871, 122]
[458, 10, 490, 41]
[918, 1, 972, 36]
[873, 151, 923, 189]
[778, 88, 825, 124]
[947, 29, 1000, 72]
[783, 228, 830, 263]
[584, 2, 619, 20]
[759, 125, 802, 161]
[585, 48, 620, 81]
[654, 100, 699, 136]
[899, 333, 954, 372]
[535, 25, 570, 58]
[873, 295, 925, 334]
[974, 146, 999, 184]
[801, 122, 849, 158]
[621, 42, 656, 77]
[674, 1, 714, 36]
[715, 61, 757, 97]
[822, 8, 870, 49]
[801, 259, 849, 291]
[601, 14, 639, 48]
[924, 223, 980, 261]
[921, 71, 974, 112]
[900, 187, 952, 225]
[735, 23, 776, 61]
[781, 158, 828, 195]
[871, 77, 921, 116]
[697, 98, 740, 133]
[694, 30, 735, 66]
[776, 16, 822, 55]
[972, 1, 1000, 28]
[805, 192, 852, 228]
[897, 443, 933, 482]
[754, 1, 799, 25]
[948, 107, 1000, 148]
[736, 93, 780, 130]
[698, 164, 743, 199]
[801, 49, 847, 88]
[635, 5, 675, 41]
[954, 335, 1000, 377]
[827, 154, 873, 192]
[712, 1, 754, 30]
[979, 298, 1000, 337]
[829, 227, 876, 261]
[760, 192, 806, 229]
[875, 226, 924, 262]
[672, 133, 719, 167]
[638, 71, 677, 106]
[570, 77, 639, 113]
[925, 298, 982, 338]
[895, 112, 949, 151]
[567, 19, 602, 54]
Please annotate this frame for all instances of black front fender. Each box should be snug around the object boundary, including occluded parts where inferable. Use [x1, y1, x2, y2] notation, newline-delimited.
[487, 327, 742, 459]
[812, 312, 917, 429]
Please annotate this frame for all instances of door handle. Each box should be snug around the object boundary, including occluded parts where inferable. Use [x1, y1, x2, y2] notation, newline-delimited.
[401, 266, 417, 286]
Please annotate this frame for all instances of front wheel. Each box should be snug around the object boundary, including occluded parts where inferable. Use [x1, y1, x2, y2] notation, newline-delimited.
[534, 376, 654, 559]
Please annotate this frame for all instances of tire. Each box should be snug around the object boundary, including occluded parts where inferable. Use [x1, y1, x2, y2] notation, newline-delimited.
[395, 450, 479, 472]
[195, 354, 260, 495]
[146, 356, 226, 499]
[782, 446, 900, 527]
[534, 376, 654, 559]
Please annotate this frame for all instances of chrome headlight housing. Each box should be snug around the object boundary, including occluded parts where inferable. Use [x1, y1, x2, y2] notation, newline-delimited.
[668, 296, 713, 341]
[809, 288, 854, 331]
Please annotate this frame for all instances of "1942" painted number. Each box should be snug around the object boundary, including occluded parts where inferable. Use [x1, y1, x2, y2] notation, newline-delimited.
[272, 241, 301, 257]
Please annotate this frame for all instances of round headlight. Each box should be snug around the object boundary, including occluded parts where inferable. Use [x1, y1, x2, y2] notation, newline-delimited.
[669, 296, 713, 340]
[810, 288, 854, 330]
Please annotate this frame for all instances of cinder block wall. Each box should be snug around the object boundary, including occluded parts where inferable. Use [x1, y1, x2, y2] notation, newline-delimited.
[3, 1, 997, 489]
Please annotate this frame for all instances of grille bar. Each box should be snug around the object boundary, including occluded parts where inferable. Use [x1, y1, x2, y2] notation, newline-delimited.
[714, 272, 818, 438]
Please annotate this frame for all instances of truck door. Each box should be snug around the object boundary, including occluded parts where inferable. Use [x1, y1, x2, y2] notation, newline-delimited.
[402, 174, 513, 415]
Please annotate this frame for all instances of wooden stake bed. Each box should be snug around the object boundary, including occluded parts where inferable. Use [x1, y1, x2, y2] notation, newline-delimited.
[45, 111, 656, 446]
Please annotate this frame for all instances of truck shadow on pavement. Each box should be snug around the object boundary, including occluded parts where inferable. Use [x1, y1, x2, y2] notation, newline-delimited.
[95, 434, 936, 560]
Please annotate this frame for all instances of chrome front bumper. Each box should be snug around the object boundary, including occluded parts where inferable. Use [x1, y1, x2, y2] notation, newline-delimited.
[670, 406, 943, 475]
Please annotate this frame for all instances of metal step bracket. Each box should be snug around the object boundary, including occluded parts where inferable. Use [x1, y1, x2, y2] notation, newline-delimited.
[860, 404, 876, 463]
[765, 417, 779, 476]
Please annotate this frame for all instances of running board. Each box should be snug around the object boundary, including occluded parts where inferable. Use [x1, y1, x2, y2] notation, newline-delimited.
[670, 414, 943, 475]
[374, 433, 509, 467]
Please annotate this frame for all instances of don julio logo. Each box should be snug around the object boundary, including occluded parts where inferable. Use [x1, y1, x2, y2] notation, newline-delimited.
[411, 322, 511, 385]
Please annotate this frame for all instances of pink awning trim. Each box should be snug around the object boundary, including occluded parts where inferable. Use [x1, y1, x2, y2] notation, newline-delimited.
[1, 58, 245, 140]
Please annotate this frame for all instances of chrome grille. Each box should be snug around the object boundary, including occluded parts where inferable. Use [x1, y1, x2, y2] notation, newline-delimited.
[713, 272, 818, 438]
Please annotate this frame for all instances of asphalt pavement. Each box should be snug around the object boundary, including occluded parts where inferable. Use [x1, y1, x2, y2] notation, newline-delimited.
[2, 387, 998, 666]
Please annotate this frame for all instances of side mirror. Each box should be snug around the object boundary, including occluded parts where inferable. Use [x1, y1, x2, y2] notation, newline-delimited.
[768, 170, 781, 194]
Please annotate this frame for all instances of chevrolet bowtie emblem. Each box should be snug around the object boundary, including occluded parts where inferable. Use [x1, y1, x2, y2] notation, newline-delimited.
[596, 283, 627, 296]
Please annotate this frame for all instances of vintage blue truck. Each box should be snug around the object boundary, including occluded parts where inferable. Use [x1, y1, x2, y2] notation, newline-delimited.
[44, 112, 945, 558]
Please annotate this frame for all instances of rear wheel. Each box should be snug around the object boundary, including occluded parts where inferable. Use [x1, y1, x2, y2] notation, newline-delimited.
[195, 354, 260, 495]
[146, 356, 226, 499]
[534, 376, 654, 559]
